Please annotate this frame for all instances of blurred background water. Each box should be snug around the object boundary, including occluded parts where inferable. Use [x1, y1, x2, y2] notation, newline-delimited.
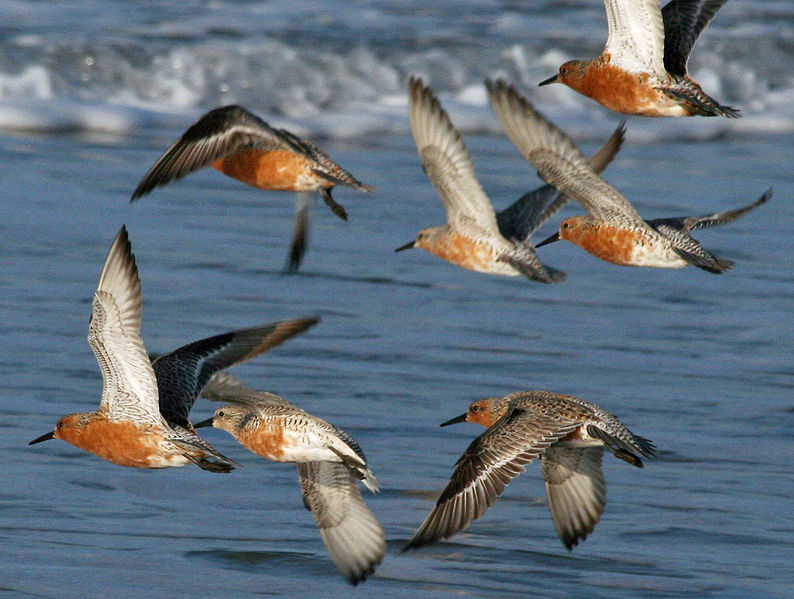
[0, 1, 792, 597]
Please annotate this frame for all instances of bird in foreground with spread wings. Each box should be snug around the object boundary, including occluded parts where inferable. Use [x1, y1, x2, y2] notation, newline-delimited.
[30, 225, 318, 471]
[195, 372, 385, 585]
[404, 390, 655, 551]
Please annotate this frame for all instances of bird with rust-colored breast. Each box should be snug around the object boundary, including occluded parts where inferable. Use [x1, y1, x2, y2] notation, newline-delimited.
[30, 226, 318, 471]
[539, 0, 739, 117]
[195, 372, 385, 585]
[487, 79, 770, 272]
[151, 317, 318, 439]
[404, 391, 655, 551]
[131, 105, 373, 272]
[396, 77, 625, 283]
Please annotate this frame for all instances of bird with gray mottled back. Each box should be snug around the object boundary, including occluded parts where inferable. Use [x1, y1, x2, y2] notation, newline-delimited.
[397, 77, 625, 283]
[195, 372, 385, 585]
[495, 120, 626, 245]
[150, 317, 319, 472]
[404, 390, 655, 551]
[488, 79, 771, 272]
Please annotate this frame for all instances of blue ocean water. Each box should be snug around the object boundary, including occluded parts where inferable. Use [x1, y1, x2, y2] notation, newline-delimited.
[0, 1, 792, 598]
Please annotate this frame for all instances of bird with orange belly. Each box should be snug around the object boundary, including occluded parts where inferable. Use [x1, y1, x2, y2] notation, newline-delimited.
[396, 77, 625, 283]
[487, 79, 770, 272]
[195, 372, 385, 585]
[404, 391, 655, 551]
[539, 0, 739, 117]
[29, 226, 318, 470]
[130, 105, 373, 272]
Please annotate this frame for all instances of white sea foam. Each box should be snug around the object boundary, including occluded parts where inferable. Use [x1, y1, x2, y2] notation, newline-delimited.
[0, 65, 52, 100]
[0, 1, 790, 142]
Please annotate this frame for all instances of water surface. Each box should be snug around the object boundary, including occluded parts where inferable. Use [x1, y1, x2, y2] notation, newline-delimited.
[1, 1, 792, 598]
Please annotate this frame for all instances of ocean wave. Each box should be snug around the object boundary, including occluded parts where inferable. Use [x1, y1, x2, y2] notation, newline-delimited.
[0, 1, 791, 141]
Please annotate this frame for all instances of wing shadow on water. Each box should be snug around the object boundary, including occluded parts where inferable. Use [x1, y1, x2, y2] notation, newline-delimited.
[185, 549, 319, 575]
[178, 259, 437, 289]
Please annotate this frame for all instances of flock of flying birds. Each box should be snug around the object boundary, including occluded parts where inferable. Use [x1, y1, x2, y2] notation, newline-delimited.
[30, 0, 772, 586]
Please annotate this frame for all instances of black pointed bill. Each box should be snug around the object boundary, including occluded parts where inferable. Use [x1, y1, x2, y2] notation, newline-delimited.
[535, 231, 560, 248]
[193, 417, 214, 429]
[29, 431, 55, 445]
[394, 240, 416, 253]
[538, 73, 559, 86]
[440, 413, 468, 427]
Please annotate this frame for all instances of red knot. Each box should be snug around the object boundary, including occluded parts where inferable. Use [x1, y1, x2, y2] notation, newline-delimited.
[396, 77, 624, 283]
[487, 79, 770, 272]
[195, 372, 385, 585]
[130, 105, 374, 272]
[30, 226, 317, 471]
[404, 390, 655, 551]
[539, 0, 740, 117]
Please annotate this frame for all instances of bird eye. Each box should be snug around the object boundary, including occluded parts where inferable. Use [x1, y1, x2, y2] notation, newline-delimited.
[217, 410, 225, 418]
[471, 405, 479, 412]
[560, 66, 568, 75]
[57, 421, 64, 428]
[562, 222, 569, 229]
